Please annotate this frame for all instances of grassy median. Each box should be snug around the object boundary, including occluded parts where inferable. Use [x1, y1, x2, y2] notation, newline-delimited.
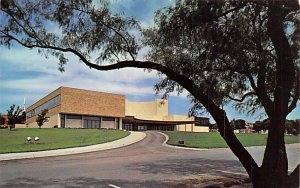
[163, 131, 300, 148]
[0, 128, 130, 153]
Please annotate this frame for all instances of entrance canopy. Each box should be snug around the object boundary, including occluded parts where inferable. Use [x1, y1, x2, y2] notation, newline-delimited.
[122, 116, 197, 131]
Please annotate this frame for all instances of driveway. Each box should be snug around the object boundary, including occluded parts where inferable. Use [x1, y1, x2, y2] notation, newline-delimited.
[0, 131, 299, 187]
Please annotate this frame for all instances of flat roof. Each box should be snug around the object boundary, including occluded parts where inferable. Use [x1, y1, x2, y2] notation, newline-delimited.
[27, 86, 125, 111]
[123, 116, 197, 126]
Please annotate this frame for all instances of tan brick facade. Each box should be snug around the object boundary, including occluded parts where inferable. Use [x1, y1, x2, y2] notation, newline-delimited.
[60, 87, 125, 117]
[26, 87, 125, 128]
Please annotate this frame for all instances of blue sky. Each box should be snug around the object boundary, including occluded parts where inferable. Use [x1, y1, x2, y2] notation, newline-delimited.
[0, 0, 299, 123]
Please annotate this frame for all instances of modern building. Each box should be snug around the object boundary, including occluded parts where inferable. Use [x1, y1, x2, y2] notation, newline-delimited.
[26, 87, 209, 132]
[124, 99, 209, 132]
[26, 87, 124, 129]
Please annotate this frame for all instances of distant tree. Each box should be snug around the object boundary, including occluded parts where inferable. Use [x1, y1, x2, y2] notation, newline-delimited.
[253, 121, 263, 132]
[210, 123, 218, 130]
[253, 119, 270, 132]
[285, 120, 299, 135]
[231, 119, 246, 129]
[0, 113, 5, 125]
[7, 104, 23, 130]
[1, 0, 299, 187]
[17, 111, 26, 124]
[36, 109, 49, 128]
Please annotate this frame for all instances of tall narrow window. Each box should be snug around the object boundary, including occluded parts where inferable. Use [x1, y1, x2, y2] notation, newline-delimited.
[60, 114, 65, 128]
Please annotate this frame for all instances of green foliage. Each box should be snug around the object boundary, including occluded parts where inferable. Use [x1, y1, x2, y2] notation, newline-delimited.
[0, 128, 129, 153]
[1, 0, 298, 117]
[254, 119, 300, 135]
[36, 109, 49, 128]
[6, 104, 24, 130]
[143, 1, 299, 116]
[0, 0, 140, 71]
[230, 119, 246, 129]
[285, 120, 299, 135]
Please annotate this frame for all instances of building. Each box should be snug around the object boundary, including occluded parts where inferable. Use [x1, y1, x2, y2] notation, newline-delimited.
[26, 87, 124, 129]
[124, 99, 209, 132]
[26, 87, 209, 132]
[0, 115, 8, 128]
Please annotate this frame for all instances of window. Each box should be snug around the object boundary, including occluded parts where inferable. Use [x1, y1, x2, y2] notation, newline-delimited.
[83, 116, 100, 129]
[27, 95, 61, 118]
[83, 116, 100, 121]
[67, 115, 82, 119]
[60, 114, 65, 128]
[83, 119, 100, 129]
[102, 117, 115, 121]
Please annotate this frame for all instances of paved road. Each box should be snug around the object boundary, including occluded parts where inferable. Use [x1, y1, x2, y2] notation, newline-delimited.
[0, 132, 299, 187]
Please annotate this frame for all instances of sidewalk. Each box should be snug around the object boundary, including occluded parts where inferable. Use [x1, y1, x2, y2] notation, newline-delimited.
[0, 131, 146, 161]
[158, 132, 208, 151]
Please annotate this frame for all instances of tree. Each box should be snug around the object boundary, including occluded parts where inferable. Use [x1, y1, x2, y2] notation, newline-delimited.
[253, 119, 270, 133]
[285, 120, 299, 135]
[230, 119, 246, 130]
[7, 104, 24, 130]
[0, 114, 6, 125]
[18, 111, 26, 124]
[1, 0, 299, 187]
[36, 109, 49, 128]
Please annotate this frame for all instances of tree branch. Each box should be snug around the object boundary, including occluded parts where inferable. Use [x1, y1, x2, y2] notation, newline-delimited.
[70, 5, 137, 61]
[267, 2, 296, 117]
[227, 92, 255, 102]
[4, 1, 44, 45]
[247, 72, 274, 117]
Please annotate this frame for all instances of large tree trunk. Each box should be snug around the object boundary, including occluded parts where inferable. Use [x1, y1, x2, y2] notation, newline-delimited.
[252, 116, 288, 187]
[251, 116, 298, 188]
[252, 2, 300, 187]
[153, 71, 261, 183]
[186, 90, 260, 182]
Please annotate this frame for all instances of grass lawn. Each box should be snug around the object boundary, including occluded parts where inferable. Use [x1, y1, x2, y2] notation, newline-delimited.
[163, 131, 300, 148]
[0, 128, 130, 153]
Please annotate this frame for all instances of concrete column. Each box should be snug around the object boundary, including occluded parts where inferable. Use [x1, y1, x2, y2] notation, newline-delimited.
[58, 114, 61, 128]
[100, 117, 103, 128]
[119, 118, 123, 130]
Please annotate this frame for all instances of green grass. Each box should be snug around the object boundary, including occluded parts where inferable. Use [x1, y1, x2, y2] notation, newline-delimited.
[163, 131, 300, 148]
[0, 128, 130, 153]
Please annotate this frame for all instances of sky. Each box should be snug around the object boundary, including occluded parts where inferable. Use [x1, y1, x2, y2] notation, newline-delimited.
[0, 0, 299, 123]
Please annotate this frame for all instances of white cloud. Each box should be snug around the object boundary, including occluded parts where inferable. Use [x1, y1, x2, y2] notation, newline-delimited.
[0, 47, 164, 110]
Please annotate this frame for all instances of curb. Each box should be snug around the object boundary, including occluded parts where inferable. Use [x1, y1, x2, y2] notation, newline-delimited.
[157, 132, 208, 151]
[0, 131, 146, 161]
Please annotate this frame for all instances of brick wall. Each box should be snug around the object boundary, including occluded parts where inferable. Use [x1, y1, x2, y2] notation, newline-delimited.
[60, 87, 125, 117]
[26, 87, 125, 127]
